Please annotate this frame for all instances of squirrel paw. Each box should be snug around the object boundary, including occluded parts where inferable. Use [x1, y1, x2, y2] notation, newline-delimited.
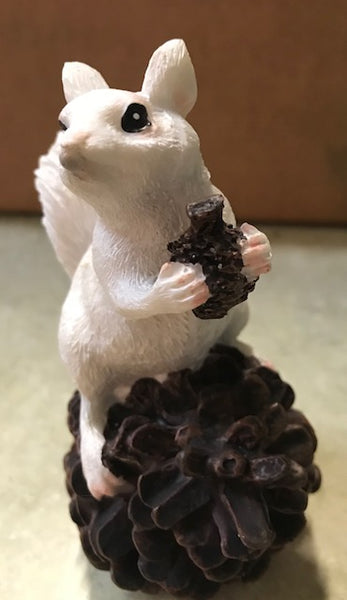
[239, 223, 272, 280]
[259, 356, 276, 371]
[153, 262, 209, 313]
[85, 463, 132, 500]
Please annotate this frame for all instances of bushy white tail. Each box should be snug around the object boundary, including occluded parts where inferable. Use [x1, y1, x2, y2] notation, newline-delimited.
[34, 136, 96, 278]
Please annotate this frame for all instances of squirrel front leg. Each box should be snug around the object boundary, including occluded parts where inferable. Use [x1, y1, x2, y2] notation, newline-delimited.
[95, 257, 210, 320]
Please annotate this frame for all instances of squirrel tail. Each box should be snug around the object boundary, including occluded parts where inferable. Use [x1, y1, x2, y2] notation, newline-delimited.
[34, 136, 96, 278]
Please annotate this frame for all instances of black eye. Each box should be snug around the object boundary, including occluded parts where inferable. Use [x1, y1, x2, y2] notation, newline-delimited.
[58, 120, 68, 131]
[121, 103, 151, 133]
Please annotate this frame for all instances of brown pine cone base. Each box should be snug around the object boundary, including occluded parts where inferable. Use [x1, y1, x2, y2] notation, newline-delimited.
[64, 345, 321, 599]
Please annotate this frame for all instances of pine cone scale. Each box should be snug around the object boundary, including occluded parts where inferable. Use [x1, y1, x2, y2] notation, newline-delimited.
[222, 484, 275, 551]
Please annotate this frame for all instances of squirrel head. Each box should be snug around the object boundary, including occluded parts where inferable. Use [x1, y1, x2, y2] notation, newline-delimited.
[57, 40, 204, 208]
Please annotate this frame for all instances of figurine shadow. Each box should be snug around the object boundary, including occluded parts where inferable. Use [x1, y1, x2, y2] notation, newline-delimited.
[84, 524, 327, 600]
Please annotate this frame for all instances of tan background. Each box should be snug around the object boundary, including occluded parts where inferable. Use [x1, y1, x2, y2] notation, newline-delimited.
[1, 0, 347, 223]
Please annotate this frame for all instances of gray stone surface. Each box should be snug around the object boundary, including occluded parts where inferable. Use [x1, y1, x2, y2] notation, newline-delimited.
[1, 217, 346, 599]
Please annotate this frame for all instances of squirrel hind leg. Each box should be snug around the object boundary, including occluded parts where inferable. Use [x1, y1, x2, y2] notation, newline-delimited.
[79, 372, 169, 500]
[79, 393, 133, 500]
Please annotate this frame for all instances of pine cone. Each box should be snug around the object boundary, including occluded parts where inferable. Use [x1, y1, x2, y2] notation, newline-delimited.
[64, 345, 321, 599]
[167, 196, 256, 319]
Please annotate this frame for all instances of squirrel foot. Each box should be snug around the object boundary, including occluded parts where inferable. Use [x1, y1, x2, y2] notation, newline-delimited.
[85, 463, 133, 500]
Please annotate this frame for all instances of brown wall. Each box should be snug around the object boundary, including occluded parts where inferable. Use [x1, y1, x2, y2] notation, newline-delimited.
[1, 0, 347, 223]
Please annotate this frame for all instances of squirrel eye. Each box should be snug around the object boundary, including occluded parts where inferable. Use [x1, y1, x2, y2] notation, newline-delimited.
[58, 120, 68, 131]
[121, 103, 151, 133]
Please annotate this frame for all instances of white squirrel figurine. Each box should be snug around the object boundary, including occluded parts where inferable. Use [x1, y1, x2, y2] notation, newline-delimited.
[35, 39, 272, 500]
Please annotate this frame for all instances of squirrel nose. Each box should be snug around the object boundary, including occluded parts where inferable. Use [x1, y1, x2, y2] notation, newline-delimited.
[59, 131, 90, 171]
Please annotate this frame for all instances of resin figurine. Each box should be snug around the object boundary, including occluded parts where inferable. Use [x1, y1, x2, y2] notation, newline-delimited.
[35, 39, 272, 500]
[36, 39, 321, 598]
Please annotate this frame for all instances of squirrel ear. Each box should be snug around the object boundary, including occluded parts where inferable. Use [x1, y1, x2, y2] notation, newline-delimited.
[141, 39, 197, 117]
[62, 62, 109, 103]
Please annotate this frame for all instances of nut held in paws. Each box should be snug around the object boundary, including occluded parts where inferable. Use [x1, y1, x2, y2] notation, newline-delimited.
[168, 196, 257, 319]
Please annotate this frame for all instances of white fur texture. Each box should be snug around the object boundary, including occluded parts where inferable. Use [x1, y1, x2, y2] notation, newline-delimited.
[35, 138, 96, 277]
[35, 39, 272, 499]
